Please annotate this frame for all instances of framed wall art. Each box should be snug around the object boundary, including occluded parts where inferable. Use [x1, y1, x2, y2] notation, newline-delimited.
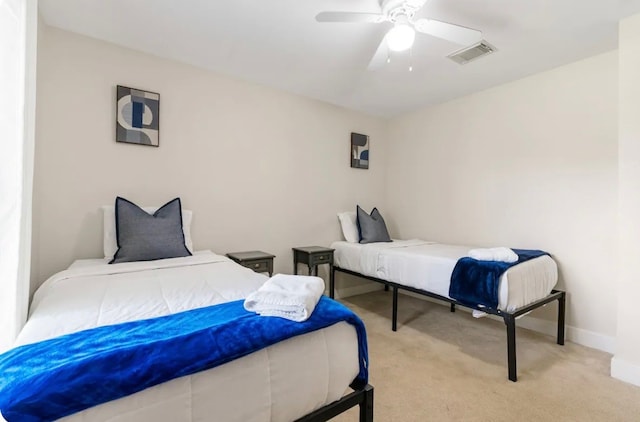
[351, 132, 369, 169]
[116, 85, 160, 147]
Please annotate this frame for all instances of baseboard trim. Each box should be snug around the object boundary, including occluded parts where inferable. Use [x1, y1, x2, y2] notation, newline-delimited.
[611, 356, 640, 387]
[516, 315, 616, 354]
[397, 290, 616, 354]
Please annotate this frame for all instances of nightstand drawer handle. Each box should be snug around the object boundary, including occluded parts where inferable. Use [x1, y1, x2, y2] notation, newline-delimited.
[254, 263, 260, 268]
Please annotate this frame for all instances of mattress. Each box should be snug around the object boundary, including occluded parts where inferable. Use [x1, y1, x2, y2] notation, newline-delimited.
[5, 251, 360, 422]
[331, 240, 558, 311]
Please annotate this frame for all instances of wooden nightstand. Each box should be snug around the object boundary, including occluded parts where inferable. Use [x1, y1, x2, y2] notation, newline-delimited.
[226, 251, 275, 276]
[292, 246, 335, 298]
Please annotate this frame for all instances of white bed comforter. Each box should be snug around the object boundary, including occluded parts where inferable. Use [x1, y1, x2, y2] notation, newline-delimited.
[332, 240, 558, 311]
[6, 252, 360, 422]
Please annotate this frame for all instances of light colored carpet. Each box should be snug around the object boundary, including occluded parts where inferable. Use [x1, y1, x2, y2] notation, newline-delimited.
[333, 291, 640, 422]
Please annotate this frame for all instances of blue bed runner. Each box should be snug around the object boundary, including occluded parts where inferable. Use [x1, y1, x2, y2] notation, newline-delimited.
[0, 297, 368, 422]
[449, 249, 549, 309]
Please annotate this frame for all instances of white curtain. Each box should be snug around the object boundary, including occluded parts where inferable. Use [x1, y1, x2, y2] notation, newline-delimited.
[0, 0, 36, 352]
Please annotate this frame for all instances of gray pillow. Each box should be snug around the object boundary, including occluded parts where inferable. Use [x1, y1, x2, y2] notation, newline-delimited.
[357, 206, 392, 244]
[110, 197, 192, 264]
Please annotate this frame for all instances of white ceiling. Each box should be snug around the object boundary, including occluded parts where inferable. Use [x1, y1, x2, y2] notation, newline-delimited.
[39, 0, 640, 117]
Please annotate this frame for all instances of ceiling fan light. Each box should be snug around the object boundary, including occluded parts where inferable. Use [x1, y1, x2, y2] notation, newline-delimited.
[387, 24, 415, 52]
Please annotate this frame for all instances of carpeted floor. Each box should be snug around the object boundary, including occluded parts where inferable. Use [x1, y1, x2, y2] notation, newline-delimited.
[333, 291, 640, 421]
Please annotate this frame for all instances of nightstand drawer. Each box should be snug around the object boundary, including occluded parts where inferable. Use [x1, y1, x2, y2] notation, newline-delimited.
[310, 253, 333, 266]
[246, 260, 270, 273]
[226, 251, 275, 276]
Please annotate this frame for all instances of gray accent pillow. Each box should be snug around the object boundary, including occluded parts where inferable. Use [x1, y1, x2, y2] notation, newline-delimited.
[110, 197, 192, 264]
[357, 206, 392, 244]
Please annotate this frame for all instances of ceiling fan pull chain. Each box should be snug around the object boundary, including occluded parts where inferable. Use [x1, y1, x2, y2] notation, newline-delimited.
[409, 47, 413, 72]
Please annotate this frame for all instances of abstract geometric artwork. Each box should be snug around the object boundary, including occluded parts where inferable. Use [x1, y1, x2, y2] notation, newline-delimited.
[116, 85, 160, 147]
[351, 132, 369, 169]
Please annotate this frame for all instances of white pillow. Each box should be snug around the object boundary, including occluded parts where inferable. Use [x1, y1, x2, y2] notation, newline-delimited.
[337, 211, 359, 243]
[102, 205, 194, 260]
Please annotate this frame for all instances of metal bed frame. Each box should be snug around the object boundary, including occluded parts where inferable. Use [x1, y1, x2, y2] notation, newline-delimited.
[331, 266, 566, 382]
[294, 383, 374, 422]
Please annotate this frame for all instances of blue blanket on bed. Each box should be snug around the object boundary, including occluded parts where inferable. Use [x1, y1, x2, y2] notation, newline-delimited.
[0, 297, 368, 422]
[449, 249, 549, 309]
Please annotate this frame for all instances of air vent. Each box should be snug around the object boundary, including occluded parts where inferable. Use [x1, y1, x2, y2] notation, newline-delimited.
[447, 41, 496, 65]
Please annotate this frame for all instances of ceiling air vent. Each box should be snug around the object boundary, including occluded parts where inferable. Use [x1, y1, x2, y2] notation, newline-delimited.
[447, 41, 496, 65]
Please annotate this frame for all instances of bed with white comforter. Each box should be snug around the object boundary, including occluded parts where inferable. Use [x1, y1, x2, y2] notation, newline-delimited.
[331, 239, 558, 311]
[330, 239, 565, 382]
[4, 251, 360, 422]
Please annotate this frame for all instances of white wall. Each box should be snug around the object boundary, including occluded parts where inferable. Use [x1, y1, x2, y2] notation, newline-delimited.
[32, 24, 388, 293]
[386, 52, 619, 349]
[612, 13, 640, 387]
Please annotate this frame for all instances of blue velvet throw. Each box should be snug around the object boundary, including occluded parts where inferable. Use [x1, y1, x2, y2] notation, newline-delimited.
[449, 249, 549, 309]
[0, 297, 368, 422]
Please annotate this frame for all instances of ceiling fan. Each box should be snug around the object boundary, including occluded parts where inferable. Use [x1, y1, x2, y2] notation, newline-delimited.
[316, 0, 483, 69]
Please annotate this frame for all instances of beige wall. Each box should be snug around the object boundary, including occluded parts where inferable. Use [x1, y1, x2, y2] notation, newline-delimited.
[613, 14, 640, 386]
[32, 25, 388, 292]
[386, 52, 619, 348]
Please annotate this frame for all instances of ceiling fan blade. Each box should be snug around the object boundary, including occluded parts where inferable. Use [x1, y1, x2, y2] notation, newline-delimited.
[405, 0, 429, 10]
[316, 11, 386, 23]
[367, 36, 389, 71]
[413, 18, 482, 45]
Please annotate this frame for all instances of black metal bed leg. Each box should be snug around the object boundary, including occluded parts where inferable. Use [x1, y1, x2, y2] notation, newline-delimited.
[557, 291, 566, 345]
[329, 266, 335, 299]
[392, 286, 398, 332]
[359, 384, 374, 422]
[504, 314, 517, 382]
[450, 303, 456, 312]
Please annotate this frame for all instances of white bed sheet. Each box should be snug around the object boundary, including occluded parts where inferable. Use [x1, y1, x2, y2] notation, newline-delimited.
[5, 251, 360, 422]
[331, 240, 558, 311]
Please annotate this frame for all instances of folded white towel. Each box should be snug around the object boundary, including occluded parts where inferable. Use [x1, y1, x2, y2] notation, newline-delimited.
[244, 274, 325, 322]
[468, 247, 518, 263]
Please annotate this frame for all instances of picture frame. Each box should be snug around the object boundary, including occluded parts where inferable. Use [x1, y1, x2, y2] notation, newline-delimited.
[116, 85, 160, 147]
[351, 132, 369, 169]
